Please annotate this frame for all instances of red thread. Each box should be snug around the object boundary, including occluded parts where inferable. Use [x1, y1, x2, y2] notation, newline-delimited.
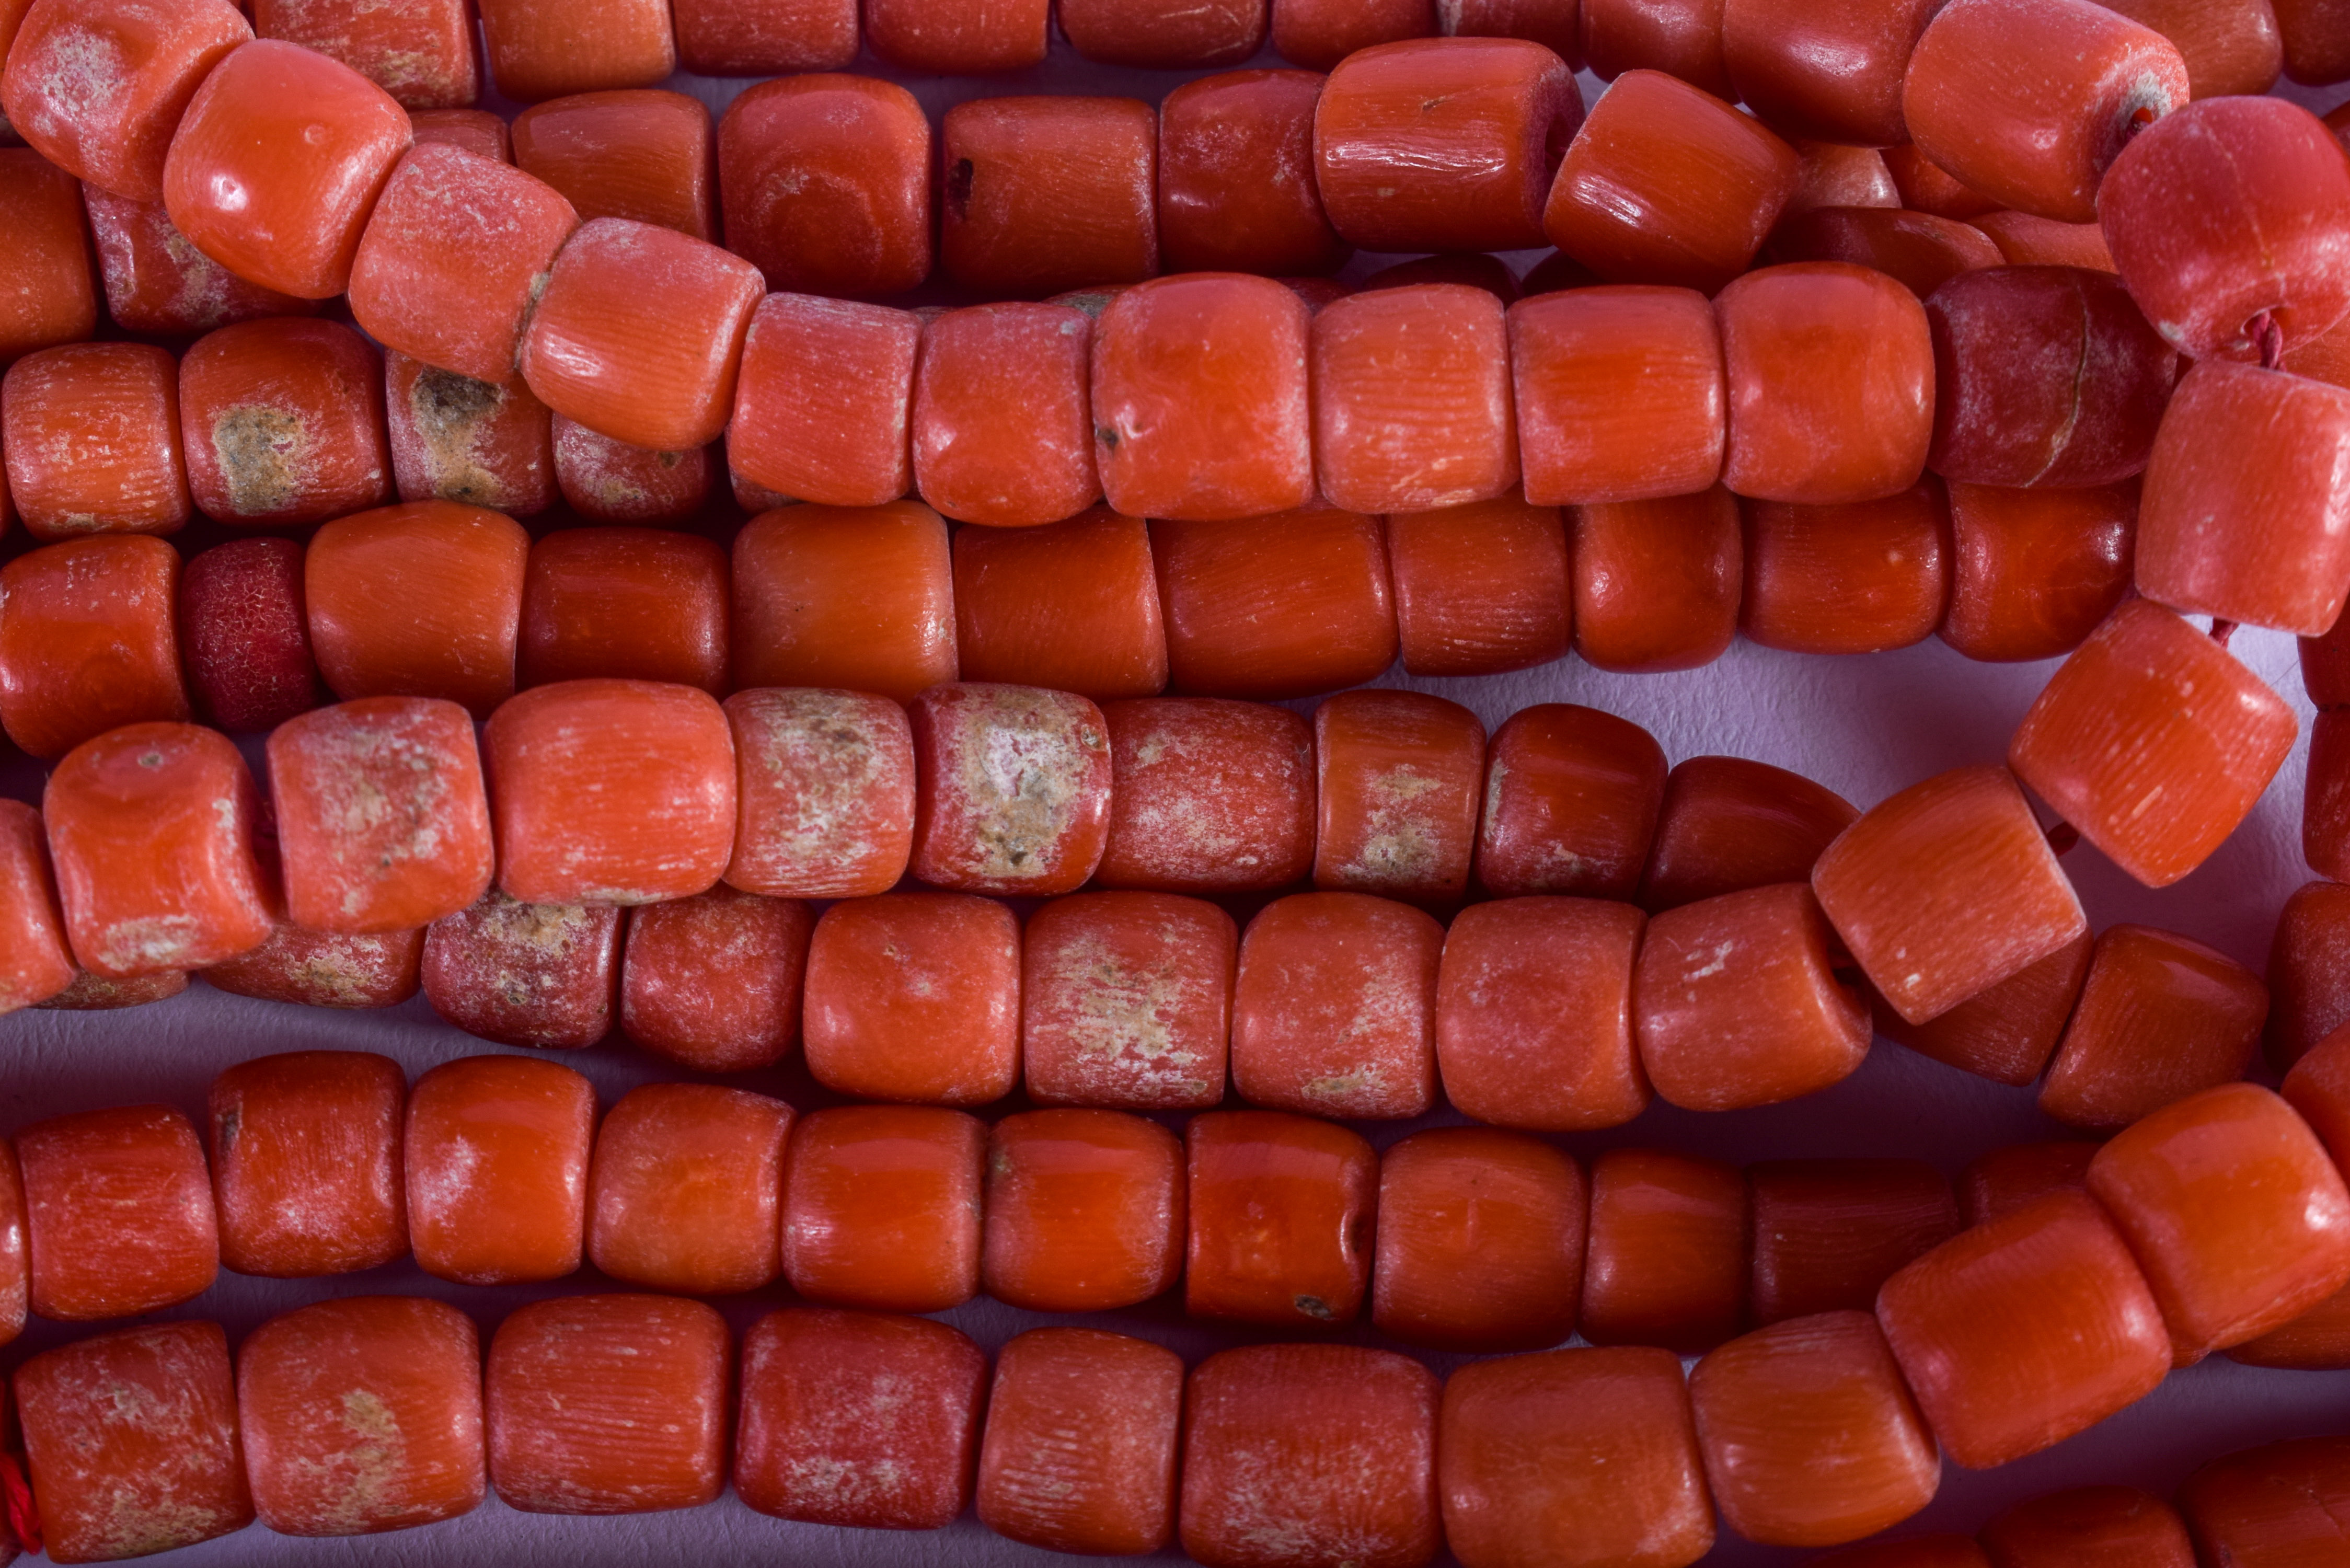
[2210, 617, 2239, 649]
[0, 1450, 41, 1558]
[2044, 821, 2081, 857]
[2252, 310, 2285, 371]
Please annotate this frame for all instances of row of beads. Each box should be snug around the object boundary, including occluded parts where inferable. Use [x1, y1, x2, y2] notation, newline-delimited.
[8, 1069, 2350, 1561]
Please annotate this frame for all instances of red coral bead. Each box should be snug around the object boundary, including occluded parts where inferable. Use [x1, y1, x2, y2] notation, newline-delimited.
[178, 317, 390, 528]
[1511, 285, 1726, 506]
[717, 74, 929, 299]
[405, 1054, 593, 1283]
[1642, 755, 1858, 913]
[1571, 488, 1744, 672]
[1152, 509, 1398, 699]
[1941, 480, 2137, 663]
[1437, 895, 1649, 1131]
[420, 893, 620, 1047]
[2040, 925, 2268, 1129]
[618, 887, 811, 1074]
[1582, 1146, 1749, 1353]
[383, 353, 556, 517]
[1315, 689, 1483, 905]
[1748, 1160, 1960, 1324]
[1387, 493, 1572, 677]
[1232, 891, 1442, 1119]
[1019, 890, 1235, 1111]
[0, 147, 96, 364]
[305, 501, 529, 717]
[179, 538, 325, 732]
[519, 527, 725, 691]
[721, 688, 915, 900]
[209, 1049, 407, 1277]
[779, 1105, 983, 1312]
[1721, 0, 1940, 146]
[1096, 698, 1315, 892]
[914, 304, 1098, 528]
[728, 502, 956, 704]
[0, 535, 189, 760]
[1980, 1484, 2196, 1568]
[19, 1103, 217, 1319]
[951, 509, 1165, 698]
[940, 96, 1157, 299]
[1157, 70, 1347, 276]
[510, 90, 716, 239]
[1186, 1108, 1376, 1328]
[982, 1108, 1183, 1311]
[802, 893, 1020, 1106]
[475, 0, 673, 102]
[1372, 1126, 1584, 1352]
[1, 0, 249, 203]
[727, 293, 918, 509]
[976, 1328, 1182, 1556]
[586, 1081, 793, 1294]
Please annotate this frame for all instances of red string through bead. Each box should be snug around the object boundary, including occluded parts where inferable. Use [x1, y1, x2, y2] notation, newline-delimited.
[2210, 618, 2240, 648]
[2044, 821, 2082, 858]
[2253, 310, 2286, 370]
[1, 1449, 44, 1558]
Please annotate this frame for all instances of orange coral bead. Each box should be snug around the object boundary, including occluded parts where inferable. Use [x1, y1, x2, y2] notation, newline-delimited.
[45, 721, 274, 978]
[1315, 689, 1483, 905]
[1571, 487, 1744, 672]
[1582, 1147, 1749, 1353]
[977, 1327, 1182, 1555]
[1876, 1190, 2170, 1469]
[1093, 275, 1309, 522]
[1720, 0, 1934, 143]
[722, 688, 915, 900]
[409, 108, 510, 160]
[586, 1081, 792, 1294]
[1373, 1126, 1584, 1352]
[1769, 207, 2001, 300]
[1748, 1161, 1960, 1324]
[86, 187, 322, 342]
[348, 144, 579, 384]
[179, 317, 390, 527]
[0, 148, 96, 364]
[1437, 896, 1649, 1131]
[728, 501, 955, 702]
[2009, 598, 2297, 887]
[1386, 493, 1571, 677]
[1741, 482, 1951, 655]
[1312, 284, 1517, 514]
[0, 535, 189, 760]
[1545, 70, 1799, 293]
[779, 1105, 983, 1313]
[519, 218, 762, 453]
[202, 924, 421, 1009]
[163, 38, 412, 299]
[1972, 211, 2115, 270]
[1, 0, 249, 203]
[717, 74, 926, 298]
[475, 0, 673, 102]
[2283, 1021, 2350, 1169]
[2228, 1279, 2350, 1369]
[14, 1320, 252, 1561]
[1158, 70, 1348, 276]
[802, 893, 1020, 1106]
[18, 1102, 216, 1320]
[2089, 1083, 2350, 1355]
[914, 304, 1097, 527]
[1153, 509, 1398, 698]
[2267, 880, 2350, 1069]
[1642, 755, 1857, 913]
[1477, 703, 1666, 901]
[2, 342, 189, 538]
[1315, 37, 1580, 253]
[1511, 285, 1725, 506]
[421, 893, 620, 1047]
[252, 0, 475, 109]
[1693, 1311, 1939, 1550]
[2180, 1437, 2350, 1566]
[940, 96, 1157, 298]
[486, 1294, 727, 1516]
[1784, 141, 1900, 214]
[1980, 1485, 2195, 1567]
[1232, 891, 1441, 1119]
[305, 500, 529, 717]
[674, 0, 856, 79]
[908, 685, 1107, 895]
[1097, 698, 1314, 892]
[1941, 480, 2137, 662]
[1019, 890, 1235, 1111]
[2040, 925, 2267, 1128]
[0, 801, 73, 1014]
[727, 292, 916, 509]
[1581, 0, 1731, 92]
[1063, 0, 1264, 63]
[983, 1108, 1183, 1311]
[618, 887, 811, 1073]
[209, 1049, 407, 1277]
[405, 1054, 593, 1284]
[1634, 882, 1871, 1111]
[1717, 261, 1934, 504]
[1811, 765, 2087, 1025]
[1186, 1108, 1376, 1328]
[866, 0, 1047, 70]
[1877, 931, 2093, 1087]
[1273, 0, 1432, 68]
[519, 527, 724, 692]
[384, 353, 556, 516]
[239, 1295, 483, 1536]
[952, 509, 1164, 698]
[1960, 1139, 2098, 1227]
[550, 418, 710, 524]
[736, 1308, 987, 1530]
[510, 90, 715, 239]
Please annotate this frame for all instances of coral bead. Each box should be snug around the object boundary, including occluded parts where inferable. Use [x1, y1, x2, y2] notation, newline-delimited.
[239, 1295, 483, 1536]
[1019, 891, 1235, 1111]
[1158, 70, 1348, 276]
[1372, 1126, 1584, 1352]
[728, 502, 955, 704]
[405, 1055, 593, 1284]
[915, 304, 1098, 528]
[1315, 37, 1582, 254]
[735, 1309, 987, 1530]
[908, 683, 1111, 897]
[1767, 207, 2000, 301]
[1186, 1109, 1376, 1328]
[510, 90, 715, 239]
[1477, 703, 1666, 901]
[209, 1050, 408, 1277]
[1941, 480, 2138, 662]
[1180, 1345, 1441, 1568]
[1580, 0, 1731, 93]
[1512, 286, 1724, 507]
[486, 1294, 727, 1517]
[45, 721, 274, 978]
[0, 801, 74, 1014]
[802, 894, 1020, 1106]
[1875, 1191, 2170, 1468]
[178, 317, 391, 528]
[1642, 756, 1857, 913]
[1960, 1142, 2098, 1228]
[0, 535, 189, 760]
[203, 924, 422, 1010]
[384, 354, 556, 516]
[14, 1320, 252, 1561]
[0, 148, 96, 365]
[1386, 493, 1572, 677]
[2181, 1438, 2350, 1566]
[2040, 925, 2268, 1129]
[618, 887, 810, 1074]
[305, 501, 529, 718]
[1717, 262, 1935, 504]
[1571, 488, 1744, 672]
[88, 181, 310, 348]
[672, 0, 856, 77]
[1096, 698, 1315, 892]
[421, 893, 620, 1048]
[19, 1102, 218, 1319]
[1981, 1485, 2195, 1568]
[1902, 0, 2187, 225]
[2008, 597, 2296, 887]
[1152, 509, 1398, 699]
[1722, 0, 1939, 145]
[1582, 1146, 1749, 1352]
[518, 527, 725, 692]
[721, 688, 915, 900]
[1972, 210, 2117, 270]
[1811, 765, 2086, 1025]
[3, 342, 188, 540]
[1312, 284, 1517, 515]
[475, 0, 674, 101]
[728, 293, 917, 509]
[1741, 482, 1951, 655]
[1878, 932, 2093, 1087]
[1545, 70, 1799, 294]
[349, 144, 579, 385]
[952, 511, 1164, 699]
[1063, 0, 1264, 63]
[717, 74, 930, 300]
[162, 38, 412, 299]
[1273, 0, 1432, 69]
[2268, 880, 2350, 1069]
[1232, 892, 1441, 1120]
[982, 1108, 1183, 1312]
[940, 96, 1157, 299]
[1, 0, 249, 203]
[1437, 895, 1649, 1132]
[976, 1328, 1182, 1557]
[179, 538, 325, 733]
[1315, 689, 1483, 905]
[585, 1082, 792, 1296]
[1749, 1161, 1960, 1326]
[779, 1105, 983, 1313]
[252, 0, 476, 109]
[1691, 1311, 1939, 1549]
[409, 108, 510, 160]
